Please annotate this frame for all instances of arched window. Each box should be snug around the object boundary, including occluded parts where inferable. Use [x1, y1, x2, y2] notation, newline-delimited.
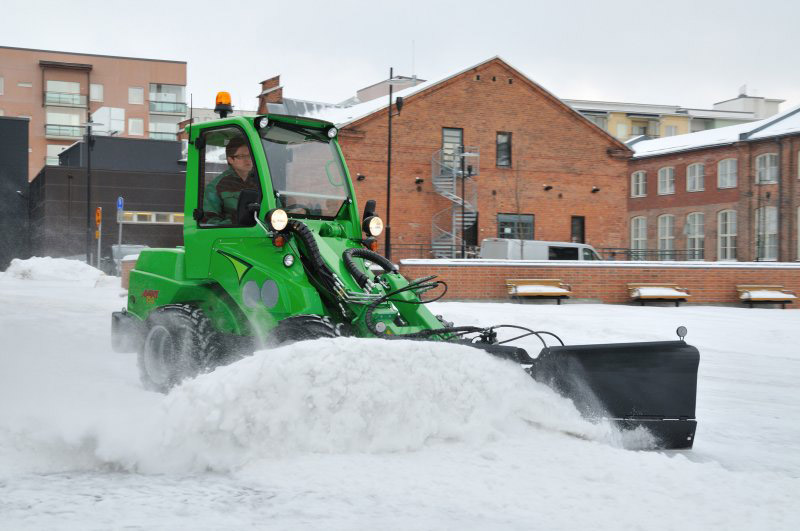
[630, 216, 647, 260]
[658, 167, 675, 195]
[685, 212, 704, 260]
[718, 159, 738, 188]
[717, 210, 737, 261]
[631, 171, 646, 197]
[755, 153, 779, 184]
[754, 206, 778, 260]
[687, 163, 705, 192]
[657, 214, 675, 260]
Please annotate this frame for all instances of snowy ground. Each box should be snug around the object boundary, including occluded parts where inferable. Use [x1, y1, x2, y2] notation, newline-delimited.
[0, 258, 798, 530]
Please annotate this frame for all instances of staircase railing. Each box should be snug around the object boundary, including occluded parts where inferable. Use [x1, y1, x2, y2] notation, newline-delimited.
[430, 146, 479, 258]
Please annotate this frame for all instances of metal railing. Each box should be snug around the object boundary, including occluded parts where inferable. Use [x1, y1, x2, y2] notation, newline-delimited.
[599, 248, 706, 261]
[389, 243, 480, 262]
[149, 101, 187, 114]
[149, 131, 178, 141]
[45, 124, 82, 138]
[44, 92, 87, 106]
[430, 146, 480, 259]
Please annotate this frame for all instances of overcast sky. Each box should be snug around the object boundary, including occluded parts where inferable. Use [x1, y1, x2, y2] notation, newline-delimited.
[5, 0, 799, 112]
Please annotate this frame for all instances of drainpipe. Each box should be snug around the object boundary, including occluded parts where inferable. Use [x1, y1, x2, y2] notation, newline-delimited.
[776, 137, 783, 261]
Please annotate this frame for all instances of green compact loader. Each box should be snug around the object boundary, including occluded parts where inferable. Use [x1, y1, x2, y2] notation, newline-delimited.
[112, 100, 699, 449]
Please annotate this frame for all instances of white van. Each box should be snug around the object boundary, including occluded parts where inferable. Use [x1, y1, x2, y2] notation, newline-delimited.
[479, 238, 602, 261]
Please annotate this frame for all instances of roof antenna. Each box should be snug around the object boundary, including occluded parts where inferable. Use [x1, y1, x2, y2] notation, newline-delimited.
[412, 39, 416, 79]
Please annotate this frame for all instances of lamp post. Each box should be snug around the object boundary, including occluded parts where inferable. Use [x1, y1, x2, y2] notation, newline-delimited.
[459, 150, 478, 258]
[385, 68, 408, 260]
[80, 117, 103, 264]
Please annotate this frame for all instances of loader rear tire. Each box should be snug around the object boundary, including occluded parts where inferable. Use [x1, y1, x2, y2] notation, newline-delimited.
[138, 304, 222, 393]
[270, 315, 340, 345]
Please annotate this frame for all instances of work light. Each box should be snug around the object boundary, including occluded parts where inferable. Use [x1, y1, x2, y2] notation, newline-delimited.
[266, 209, 288, 232]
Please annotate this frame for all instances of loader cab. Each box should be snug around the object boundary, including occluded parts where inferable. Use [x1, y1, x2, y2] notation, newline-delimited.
[183, 113, 360, 280]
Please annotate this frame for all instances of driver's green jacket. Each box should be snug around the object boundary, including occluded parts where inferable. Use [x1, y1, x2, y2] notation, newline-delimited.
[202, 168, 259, 225]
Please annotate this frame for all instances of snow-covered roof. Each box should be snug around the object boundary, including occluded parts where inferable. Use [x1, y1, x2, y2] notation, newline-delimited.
[631, 104, 800, 158]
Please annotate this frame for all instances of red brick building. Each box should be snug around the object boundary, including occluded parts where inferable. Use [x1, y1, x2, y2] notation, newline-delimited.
[261, 57, 632, 259]
[628, 107, 800, 262]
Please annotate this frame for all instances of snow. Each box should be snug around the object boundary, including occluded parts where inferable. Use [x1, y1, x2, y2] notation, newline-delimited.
[512, 284, 570, 294]
[1, 258, 799, 530]
[631, 287, 689, 298]
[739, 290, 797, 300]
[632, 105, 800, 158]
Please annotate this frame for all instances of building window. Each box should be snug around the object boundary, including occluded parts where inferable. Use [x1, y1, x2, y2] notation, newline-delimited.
[149, 83, 187, 113]
[497, 213, 534, 240]
[754, 206, 778, 260]
[687, 163, 705, 192]
[658, 167, 675, 195]
[128, 118, 144, 136]
[631, 171, 646, 197]
[657, 214, 675, 260]
[149, 114, 180, 140]
[18, 81, 33, 88]
[128, 87, 144, 105]
[615, 123, 627, 138]
[45, 108, 83, 138]
[755, 153, 779, 184]
[571, 216, 585, 243]
[46, 145, 67, 166]
[718, 210, 737, 261]
[45, 80, 84, 106]
[90, 84, 104, 102]
[496, 132, 511, 167]
[630, 217, 647, 259]
[583, 113, 608, 131]
[718, 158, 738, 188]
[664, 125, 677, 137]
[0, 76, 4, 95]
[685, 212, 704, 260]
[441, 127, 463, 172]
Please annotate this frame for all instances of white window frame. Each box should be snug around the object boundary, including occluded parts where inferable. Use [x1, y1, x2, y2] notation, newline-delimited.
[90, 83, 104, 102]
[616, 123, 628, 138]
[755, 153, 779, 184]
[685, 212, 705, 260]
[687, 163, 705, 192]
[717, 158, 738, 188]
[128, 86, 144, 105]
[717, 210, 737, 261]
[630, 171, 646, 197]
[754, 206, 778, 261]
[630, 217, 647, 259]
[657, 167, 675, 195]
[0, 76, 4, 95]
[657, 214, 675, 260]
[128, 118, 144, 136]
[17, 81, 32, 88]
[664, 125, 677, 137]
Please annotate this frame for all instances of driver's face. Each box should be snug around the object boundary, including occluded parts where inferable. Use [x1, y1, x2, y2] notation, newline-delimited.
[227, 146, 253, 180]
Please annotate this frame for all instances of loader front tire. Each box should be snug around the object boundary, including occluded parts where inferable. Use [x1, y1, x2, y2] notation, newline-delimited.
[138, 304, 221, 393]
[270, 315, 340, 345]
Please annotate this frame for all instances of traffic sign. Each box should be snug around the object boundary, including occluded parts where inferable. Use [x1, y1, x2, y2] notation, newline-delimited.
[117, 196, 124, 211]
[95, 206, 102, 226]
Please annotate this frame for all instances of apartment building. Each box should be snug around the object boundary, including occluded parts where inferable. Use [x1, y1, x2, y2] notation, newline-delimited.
[564, 93, 783, 142]
[0, 46, 186, 181]
[627, 106, 800, 262]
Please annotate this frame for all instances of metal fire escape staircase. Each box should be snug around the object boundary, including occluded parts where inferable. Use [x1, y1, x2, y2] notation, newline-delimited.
[431, 146, 479, 258]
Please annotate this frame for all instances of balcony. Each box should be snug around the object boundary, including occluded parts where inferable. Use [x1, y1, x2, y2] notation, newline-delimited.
[44, 92, 87, 107]
[149, 131, 177, 141]
[45, 124, 82, 139]
[149, 101, 187, 115]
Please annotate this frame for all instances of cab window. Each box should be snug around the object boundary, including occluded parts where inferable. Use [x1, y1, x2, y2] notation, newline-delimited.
[549, 246, 579, 260]
[198, 126, 261, 227]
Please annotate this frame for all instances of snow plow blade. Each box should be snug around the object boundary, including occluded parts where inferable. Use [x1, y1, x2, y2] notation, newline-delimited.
[528, 341, 699, 450]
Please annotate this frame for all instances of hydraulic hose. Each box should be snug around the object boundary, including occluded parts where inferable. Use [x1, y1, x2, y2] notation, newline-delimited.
[342, 247, 397, 289]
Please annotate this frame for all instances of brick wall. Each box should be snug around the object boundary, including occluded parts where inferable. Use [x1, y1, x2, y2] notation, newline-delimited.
[399, 260, 800, 303]
[338, 58, 632, 253]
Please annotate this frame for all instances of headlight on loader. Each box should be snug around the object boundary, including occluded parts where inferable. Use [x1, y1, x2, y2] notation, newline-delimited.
[362, 215, 384, 237]
[266, 208, 288, 232]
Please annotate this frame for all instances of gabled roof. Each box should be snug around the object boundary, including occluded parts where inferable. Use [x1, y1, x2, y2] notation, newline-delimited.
[632, 104, 800, 158]
[306, 56, 630, 152]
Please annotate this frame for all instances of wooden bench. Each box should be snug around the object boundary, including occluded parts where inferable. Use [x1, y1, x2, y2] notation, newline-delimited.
[628, 283, 690, 307]
[506, 279, 572, 304]
[736, 285, 797, 309]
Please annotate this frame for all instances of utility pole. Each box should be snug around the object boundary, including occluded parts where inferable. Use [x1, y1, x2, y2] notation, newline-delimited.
[386, 67, 393, 260]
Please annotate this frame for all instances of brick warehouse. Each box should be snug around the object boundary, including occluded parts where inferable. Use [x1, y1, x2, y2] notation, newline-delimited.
[260, 57, 633, 260]
[627, 107, 800, 262]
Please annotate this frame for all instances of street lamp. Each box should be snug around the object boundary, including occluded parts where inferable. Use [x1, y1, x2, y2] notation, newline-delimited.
[385, 67, 407, 260]
[79, 118, 103, 264]
[459, 150, 479, 258]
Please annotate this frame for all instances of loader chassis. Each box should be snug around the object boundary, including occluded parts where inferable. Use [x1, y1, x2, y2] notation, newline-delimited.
[113, 112, 700, 450]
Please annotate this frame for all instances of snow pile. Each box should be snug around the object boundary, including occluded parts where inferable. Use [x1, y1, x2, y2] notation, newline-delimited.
[3, 257, 106, 285]
[110, 338, 628, 472]
[739, 289, 796, 300]
[631, 286, 689, 298]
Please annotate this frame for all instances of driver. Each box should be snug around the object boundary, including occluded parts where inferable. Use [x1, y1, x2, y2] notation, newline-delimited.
[202, 136, 259, 225]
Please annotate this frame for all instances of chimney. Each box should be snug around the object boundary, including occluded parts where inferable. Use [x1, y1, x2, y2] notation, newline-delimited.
[257, 75, 283, 114]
